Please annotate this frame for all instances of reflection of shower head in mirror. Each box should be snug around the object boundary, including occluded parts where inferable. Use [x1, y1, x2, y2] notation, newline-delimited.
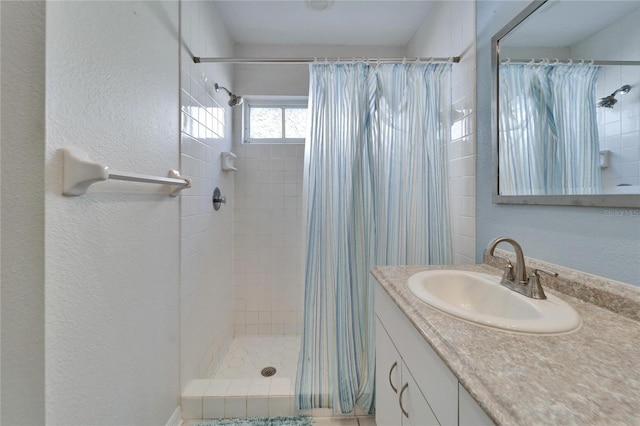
[597, 85, 631, 108]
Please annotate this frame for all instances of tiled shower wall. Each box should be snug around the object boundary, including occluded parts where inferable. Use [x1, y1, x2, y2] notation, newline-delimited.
[232, 144, 305, 336]
[449, 50, 477, 264]
[180, 0, 235, 390]
[572, 8, 640, 191]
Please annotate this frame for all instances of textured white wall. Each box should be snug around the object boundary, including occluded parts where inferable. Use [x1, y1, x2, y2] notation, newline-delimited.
[179, 0, 235, 389]
[476, 1, 640, 286]
[1, 2, 46, 424]
[44, 2, 181, 424]
[407, 0, 477, 264]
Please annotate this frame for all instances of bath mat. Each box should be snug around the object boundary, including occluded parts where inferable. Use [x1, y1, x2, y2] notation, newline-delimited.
[193, 415, 313, 426]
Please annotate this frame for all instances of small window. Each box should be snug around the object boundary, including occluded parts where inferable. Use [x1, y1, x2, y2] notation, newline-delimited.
[243, 98, 308, 144]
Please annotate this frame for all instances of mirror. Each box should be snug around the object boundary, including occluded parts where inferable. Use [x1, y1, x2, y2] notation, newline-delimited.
[492, 0, 640, 207]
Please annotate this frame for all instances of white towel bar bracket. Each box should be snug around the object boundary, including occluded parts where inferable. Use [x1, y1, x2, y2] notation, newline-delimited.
[61, 148, 191, 197]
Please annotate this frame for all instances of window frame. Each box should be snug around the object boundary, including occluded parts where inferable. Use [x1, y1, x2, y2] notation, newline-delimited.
[242, 96, 309, 144]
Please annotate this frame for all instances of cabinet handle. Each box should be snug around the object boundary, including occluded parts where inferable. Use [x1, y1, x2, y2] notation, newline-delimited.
[388, 361, 398, 394]
[399, 383, 409, 418]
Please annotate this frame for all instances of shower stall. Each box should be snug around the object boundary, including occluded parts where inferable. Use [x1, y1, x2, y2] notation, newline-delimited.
[181, 62, 455, 421]
[179, 1, 477, 423]
[180, 138, 309, 420]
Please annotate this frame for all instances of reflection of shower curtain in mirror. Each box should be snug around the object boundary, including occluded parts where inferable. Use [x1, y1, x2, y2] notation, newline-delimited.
[296, 62, 452, 414]
[499, 64, 602, 195]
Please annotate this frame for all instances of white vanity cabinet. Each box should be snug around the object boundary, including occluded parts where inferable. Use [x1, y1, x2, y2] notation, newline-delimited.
[375, 283, 494, 426]
[376, 318, 439, 426]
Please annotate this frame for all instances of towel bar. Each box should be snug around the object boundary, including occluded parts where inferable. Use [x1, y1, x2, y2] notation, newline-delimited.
[61, 148, 191, 197]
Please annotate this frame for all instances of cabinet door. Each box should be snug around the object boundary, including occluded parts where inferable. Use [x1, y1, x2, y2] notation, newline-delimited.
[377, 317, 440, 426]
[376, 318, 402, 426]
[400, 364, 440, 426]
[376, 283, 458, 425]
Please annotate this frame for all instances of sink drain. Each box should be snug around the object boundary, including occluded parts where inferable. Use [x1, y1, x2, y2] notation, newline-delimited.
[261, 367, 276, 377]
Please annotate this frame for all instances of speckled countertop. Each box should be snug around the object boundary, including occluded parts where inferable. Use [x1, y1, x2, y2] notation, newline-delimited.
[372, 257, 640, 426]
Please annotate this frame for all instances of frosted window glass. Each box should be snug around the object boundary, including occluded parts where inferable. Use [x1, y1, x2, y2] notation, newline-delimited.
[285, 108, 308, 139]
[250, 107, 282, 138]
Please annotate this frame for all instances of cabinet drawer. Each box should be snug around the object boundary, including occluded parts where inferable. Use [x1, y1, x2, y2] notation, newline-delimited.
[376, 283, 458, 426]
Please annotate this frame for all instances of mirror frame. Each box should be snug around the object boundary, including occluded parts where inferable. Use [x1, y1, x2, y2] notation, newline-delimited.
[491, 0, 640, 208]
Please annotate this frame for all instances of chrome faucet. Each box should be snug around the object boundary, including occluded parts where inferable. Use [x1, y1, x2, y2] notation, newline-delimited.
[485, 237, 556, 300]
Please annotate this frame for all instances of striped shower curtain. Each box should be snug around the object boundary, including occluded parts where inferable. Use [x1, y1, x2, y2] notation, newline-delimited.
[296, 62, 452, 414]
[499, 63, 602, 195]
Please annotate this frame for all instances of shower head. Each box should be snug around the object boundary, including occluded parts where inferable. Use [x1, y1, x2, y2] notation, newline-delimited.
[597, 85, 631, 108]
[215, 83, 243, 108]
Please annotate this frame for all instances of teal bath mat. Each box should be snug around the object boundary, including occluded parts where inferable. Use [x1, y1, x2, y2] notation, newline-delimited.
[193, 416, 313, 426]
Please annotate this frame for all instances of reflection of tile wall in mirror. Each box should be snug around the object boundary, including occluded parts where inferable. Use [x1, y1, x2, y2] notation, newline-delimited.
[572, 8, 640, 193]
[497, 0, 640, 198]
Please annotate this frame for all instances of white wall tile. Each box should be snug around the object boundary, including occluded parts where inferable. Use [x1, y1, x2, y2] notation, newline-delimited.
[247, 397, 269, 417]
[203, 397, 225, 419]
[180, 0, 235, 391]
[233, 144, 304, 335]
[268, 396, 292, 417]
[181, 397, 203, 420]
[225, 397, 247, 418]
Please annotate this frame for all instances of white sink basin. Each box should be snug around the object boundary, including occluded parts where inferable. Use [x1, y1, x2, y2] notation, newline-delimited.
[407, 270, 581, 335]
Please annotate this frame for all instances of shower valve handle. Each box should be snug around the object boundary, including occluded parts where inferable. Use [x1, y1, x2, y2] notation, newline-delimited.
[212, 187, 226, 211]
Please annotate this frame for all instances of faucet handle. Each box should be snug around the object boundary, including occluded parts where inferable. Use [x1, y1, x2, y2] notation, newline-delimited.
[494, 255, 514, 281]
[527, 268, 557, 300]
[533, 268, 558, 279]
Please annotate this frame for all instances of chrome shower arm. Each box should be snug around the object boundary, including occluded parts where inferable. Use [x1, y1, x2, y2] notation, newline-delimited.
[214, 83, 232, 96]
[611, 85, 631, 97]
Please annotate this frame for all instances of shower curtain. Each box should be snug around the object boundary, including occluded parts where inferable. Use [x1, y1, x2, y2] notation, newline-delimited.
[296, 62, 452, 414]
[499, 63, 602, 195]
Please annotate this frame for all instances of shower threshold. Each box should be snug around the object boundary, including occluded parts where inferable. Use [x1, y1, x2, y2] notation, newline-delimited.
[181, 336, 372, 422]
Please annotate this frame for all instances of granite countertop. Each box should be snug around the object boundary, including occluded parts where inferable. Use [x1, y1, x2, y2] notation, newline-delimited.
[371, 261, 640, 426]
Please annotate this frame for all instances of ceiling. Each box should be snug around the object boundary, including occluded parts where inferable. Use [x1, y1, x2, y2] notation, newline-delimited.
[211, 0, 436, 46]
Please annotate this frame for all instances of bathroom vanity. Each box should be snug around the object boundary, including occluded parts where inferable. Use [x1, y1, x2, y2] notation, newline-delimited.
[373, 254, 640, 425]
[376, 281, 492, 426]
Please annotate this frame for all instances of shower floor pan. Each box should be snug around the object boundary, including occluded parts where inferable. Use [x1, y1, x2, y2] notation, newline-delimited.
[213, 336, 300, 380]
[181, 336, 300, 420]
[181, 335, 372, 421]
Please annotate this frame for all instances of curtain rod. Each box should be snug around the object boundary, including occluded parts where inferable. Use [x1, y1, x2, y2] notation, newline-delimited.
[193, 56, 461, 65]
[501, 58, 640, 66]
